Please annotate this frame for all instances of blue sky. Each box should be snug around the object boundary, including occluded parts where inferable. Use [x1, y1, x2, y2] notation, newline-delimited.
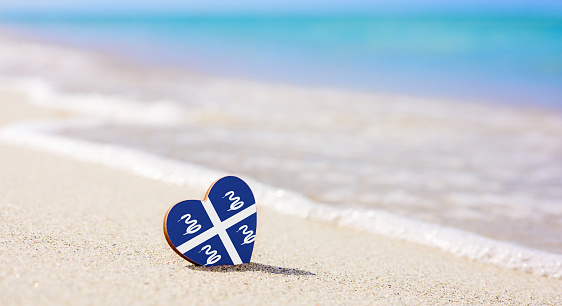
[1, 0, 560, 13]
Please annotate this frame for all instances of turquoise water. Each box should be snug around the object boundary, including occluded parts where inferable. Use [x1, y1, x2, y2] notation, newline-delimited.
[2, 12, 562, 106]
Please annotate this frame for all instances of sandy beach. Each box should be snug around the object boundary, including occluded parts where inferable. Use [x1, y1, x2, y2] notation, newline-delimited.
[1, 86, 561, 304]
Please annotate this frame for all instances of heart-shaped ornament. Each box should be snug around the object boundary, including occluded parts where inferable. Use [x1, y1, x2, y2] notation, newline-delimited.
[163, 176, 257, 266]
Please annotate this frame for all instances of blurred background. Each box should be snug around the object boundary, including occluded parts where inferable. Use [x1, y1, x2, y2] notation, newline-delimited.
[1, 0, 561, 107]
[0, 1, 561, 255]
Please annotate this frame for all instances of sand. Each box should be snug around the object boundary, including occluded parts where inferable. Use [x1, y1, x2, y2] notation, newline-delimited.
[1, 87, 561, 305]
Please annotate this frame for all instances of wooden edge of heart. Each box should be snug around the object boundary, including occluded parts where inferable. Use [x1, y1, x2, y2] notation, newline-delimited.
[162, 177, 221, 266]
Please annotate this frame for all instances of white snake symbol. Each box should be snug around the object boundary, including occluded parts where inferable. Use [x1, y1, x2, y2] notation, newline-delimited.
[237, 225, 256, 245]
[199, 245, 221, 265]
[223, 191, 244, 211]
[178, 214, 201, 235]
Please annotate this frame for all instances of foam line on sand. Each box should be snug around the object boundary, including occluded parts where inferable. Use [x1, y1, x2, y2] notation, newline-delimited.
[1, 116, 561, 280]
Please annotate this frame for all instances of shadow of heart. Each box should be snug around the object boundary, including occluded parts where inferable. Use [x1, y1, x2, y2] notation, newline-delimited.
[187, 262, 315, 276]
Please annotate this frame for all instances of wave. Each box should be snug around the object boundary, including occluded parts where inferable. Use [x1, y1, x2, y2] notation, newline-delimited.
[1, 79, 561, 278]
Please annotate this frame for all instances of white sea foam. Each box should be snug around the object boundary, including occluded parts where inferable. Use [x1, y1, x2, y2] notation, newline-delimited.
[1, 34, 561, 278]
[0, 77, 187, 126]
[1, 119, 561, 279]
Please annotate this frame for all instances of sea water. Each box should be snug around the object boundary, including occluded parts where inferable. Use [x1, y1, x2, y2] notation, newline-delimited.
[0, 11, 561, 277]
[2, 11, 562, 107]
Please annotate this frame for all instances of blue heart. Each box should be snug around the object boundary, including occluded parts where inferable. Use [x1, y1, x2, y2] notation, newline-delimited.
[164, 176, 257, 266]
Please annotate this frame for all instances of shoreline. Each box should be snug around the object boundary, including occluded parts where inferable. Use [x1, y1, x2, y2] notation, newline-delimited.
[1, 86, 561, 304]
[1, 30, 562, 269]
[2, 115, 562, 279]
